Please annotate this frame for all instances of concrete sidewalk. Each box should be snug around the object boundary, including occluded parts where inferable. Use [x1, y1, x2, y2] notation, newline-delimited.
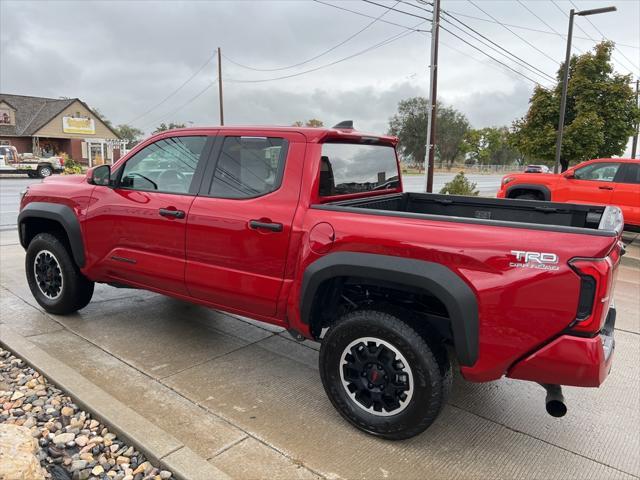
[1, 228, 639, 479]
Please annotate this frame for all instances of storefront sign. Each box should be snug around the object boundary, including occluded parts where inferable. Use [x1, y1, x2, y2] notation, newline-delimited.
[62, 116, 95, 134]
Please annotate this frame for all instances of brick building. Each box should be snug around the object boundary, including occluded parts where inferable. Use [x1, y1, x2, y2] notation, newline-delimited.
[0, 93, 125, 166]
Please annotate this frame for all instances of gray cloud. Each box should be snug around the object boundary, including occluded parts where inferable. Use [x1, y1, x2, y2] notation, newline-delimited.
[1, 0, 638, 141]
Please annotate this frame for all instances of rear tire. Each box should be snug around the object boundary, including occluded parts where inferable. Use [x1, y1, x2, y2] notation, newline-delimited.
[37, 166, 52, 178]
[25, 233, 94, 314]
[319, 309, 450, 440]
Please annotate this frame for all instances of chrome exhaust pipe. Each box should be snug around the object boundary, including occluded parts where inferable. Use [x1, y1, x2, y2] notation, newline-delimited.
[540, 384, 567, 417]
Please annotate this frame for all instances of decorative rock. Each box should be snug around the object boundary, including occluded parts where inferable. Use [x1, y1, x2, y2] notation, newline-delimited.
[61, 406, 74, 417]
[0, 423, 45, 480]
[92, 465, 105, 475]
[53, 432, 75, 446]
[70, 460, 88, 471]
[75, 434, 88, 447]
[159, 471, 172, 479]
[10, 391, 25, 401]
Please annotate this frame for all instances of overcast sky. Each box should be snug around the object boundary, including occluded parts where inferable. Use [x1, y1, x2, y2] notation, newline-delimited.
[1, 0, 638, 153]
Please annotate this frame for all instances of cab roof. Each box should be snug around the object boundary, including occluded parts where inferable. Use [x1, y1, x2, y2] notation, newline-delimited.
[147, 125, 398, 146]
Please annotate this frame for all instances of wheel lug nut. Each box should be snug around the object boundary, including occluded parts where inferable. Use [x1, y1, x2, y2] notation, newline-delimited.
[368, 383, 374, 389]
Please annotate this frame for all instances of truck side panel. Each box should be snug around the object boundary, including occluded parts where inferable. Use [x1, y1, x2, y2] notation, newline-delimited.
[287, 206, 616, 382]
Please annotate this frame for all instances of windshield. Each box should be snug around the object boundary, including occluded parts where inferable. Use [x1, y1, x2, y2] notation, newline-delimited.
[319, 143, 399, 197]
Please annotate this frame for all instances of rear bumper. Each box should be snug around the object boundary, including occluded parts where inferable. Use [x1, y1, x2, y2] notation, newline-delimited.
[508, 307, 616, 387]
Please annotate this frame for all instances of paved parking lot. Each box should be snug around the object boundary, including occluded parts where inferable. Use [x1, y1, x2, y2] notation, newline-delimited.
[1, 225, 638, 479]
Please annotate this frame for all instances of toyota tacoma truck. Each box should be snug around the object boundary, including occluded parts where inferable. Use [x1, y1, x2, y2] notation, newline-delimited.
[18, 123, 623, 439]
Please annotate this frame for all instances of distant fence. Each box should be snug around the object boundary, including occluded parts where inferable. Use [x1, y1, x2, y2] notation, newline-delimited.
[402, 164, 522, 174]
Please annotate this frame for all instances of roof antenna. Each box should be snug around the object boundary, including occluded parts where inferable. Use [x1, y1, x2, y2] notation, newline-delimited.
[332, 120, 354, 130]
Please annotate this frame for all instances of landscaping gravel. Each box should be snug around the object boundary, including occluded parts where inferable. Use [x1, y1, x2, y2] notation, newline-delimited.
[0, 347, 174, 480]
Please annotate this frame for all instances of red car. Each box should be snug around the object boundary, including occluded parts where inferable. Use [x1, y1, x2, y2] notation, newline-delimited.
[498, 158, 640, 228]
[18, 124, 623, 439]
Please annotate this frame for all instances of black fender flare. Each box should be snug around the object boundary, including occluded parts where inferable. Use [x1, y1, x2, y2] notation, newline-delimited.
[18, 202, 85, 267]
[506, 183, 551, 201]
[300, 252, 478, 367]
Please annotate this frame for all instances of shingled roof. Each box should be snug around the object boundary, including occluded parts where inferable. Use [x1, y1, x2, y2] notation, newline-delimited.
[0, 93, 78, 137]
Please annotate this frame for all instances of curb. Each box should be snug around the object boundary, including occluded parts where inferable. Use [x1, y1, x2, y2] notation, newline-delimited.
[0, 328, 231, 480]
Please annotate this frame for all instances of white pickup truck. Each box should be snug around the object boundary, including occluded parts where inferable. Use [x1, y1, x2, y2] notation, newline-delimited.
[0, 145, 63, 178]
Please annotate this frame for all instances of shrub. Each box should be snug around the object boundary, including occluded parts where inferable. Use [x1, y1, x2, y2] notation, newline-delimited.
[439, 171, 479, 196]
[61, 155, 84, 175]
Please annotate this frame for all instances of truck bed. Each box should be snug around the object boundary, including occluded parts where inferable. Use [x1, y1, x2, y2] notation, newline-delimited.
[315, 192, 618, 237]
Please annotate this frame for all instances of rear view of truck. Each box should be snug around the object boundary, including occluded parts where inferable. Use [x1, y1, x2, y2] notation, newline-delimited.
[294, 126, 625, 439]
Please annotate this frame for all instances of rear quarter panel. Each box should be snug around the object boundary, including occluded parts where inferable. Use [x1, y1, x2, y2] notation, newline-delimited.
[289, 208, 617, 382]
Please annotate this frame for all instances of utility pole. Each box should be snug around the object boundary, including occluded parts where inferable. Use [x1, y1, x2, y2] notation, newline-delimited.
[632, 79, 639, 159]
[217, 47, 224, 126]
[424, 0, 440, 193]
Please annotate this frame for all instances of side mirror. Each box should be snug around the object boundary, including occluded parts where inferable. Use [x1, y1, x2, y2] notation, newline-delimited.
[563, 171, 575, 179]
[88, 165, 111, 186]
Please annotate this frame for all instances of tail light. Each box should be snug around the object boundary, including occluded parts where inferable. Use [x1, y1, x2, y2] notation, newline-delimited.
[569, 244, 621, 334]
[59, 156, 65, 166]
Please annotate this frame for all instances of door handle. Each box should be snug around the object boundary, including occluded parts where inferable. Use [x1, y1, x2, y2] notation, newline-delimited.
[159, 208, 185, 219]
[249, 220, 283, 232]
[598, 186, 614, 190]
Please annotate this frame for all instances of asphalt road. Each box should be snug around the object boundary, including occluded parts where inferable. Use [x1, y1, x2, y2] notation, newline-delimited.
[0, 174, 503, 230]
[0, 177, 42, 230]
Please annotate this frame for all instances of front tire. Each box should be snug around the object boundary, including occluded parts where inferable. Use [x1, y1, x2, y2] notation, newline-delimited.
[25, 233, 94, 314]
[319, 309, 450, 440]
[514, 193, 538, 200]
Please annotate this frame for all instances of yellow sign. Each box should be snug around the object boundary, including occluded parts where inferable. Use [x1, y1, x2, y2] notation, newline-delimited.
[62, 116, 95, 134]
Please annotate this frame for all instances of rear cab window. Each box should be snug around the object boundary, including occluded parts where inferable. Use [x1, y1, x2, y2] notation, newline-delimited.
[319, 142, 400, 198]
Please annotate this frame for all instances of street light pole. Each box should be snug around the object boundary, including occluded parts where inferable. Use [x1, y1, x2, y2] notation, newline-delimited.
[554, 5, 616, 173]
[554, 9, 575, 174]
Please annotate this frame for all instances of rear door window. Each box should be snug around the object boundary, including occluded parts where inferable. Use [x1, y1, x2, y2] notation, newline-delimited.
[208, 136, 288, 198]
[619, 163, 640, 184]
[319, 143, 399, 197]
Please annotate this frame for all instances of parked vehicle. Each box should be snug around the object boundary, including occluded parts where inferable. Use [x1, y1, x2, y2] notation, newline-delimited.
[18, 124, 623, 439]
[0, 145, 64, 178]
[498, 158, 640, 228]
[524, 164, 551, 173]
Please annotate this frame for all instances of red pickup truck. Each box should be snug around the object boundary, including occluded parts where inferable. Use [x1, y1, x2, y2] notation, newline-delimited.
[18, 124, 624, 439]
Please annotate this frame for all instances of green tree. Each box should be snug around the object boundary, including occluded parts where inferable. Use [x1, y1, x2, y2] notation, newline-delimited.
[464, 126, 521, 166]
[114, 124, 144, 149]
[436, 104, 470, 168]
[439, 171, 479, 196]
[388, 98, 470, 168]
[153, 122, 186, 134]
[292, 119, 324, 127]
[512, 41, 639, 171]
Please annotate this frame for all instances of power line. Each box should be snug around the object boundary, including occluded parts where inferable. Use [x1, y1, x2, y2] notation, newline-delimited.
[362, 0, 429, 21]
[140, 80, 217, 131]
[403, 0, 555, 82]
[224, 23, 422, 84]
[550, 0, 637, 76]
[311, 0, 428, 33]
[467, 0, 558, 65]
[127, 54, 215, 125]
[516, 0, 584, 54]
[436, 6, 638, 49]
[222, 1, 400, 72]
[440, 11, 555, 82]
[439, 24, 546, 87]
